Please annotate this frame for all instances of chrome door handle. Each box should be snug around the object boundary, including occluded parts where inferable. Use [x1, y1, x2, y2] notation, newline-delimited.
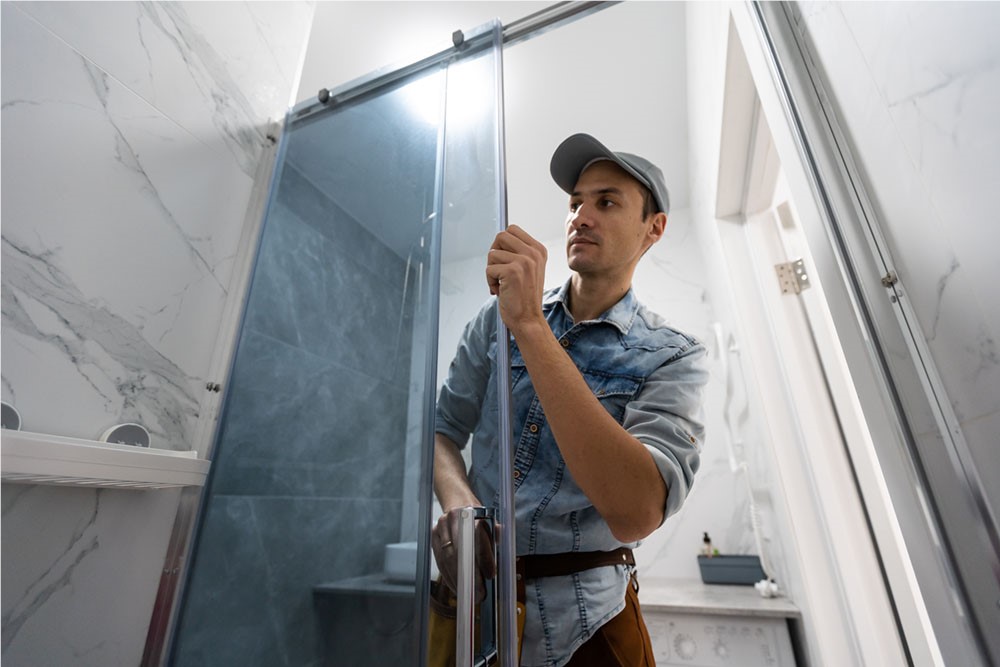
[456, 506, 497, 667]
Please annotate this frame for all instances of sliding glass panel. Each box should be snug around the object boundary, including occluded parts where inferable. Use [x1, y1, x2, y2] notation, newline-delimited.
[169, 65, 448, 666]
[435, 21, 517, 667]
[169, 19, 513, 667]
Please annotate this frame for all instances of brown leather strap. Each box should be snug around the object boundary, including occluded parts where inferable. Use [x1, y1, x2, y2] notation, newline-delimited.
[515, 548, 635, 607]
[432, 548, 636, 617]
[517, 547, 634, 580]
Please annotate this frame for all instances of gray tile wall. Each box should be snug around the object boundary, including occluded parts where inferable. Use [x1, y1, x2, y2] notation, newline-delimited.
[172, 164, 418, 666]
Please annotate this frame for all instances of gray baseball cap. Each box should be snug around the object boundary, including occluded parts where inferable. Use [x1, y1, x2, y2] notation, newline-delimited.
[550, 133, 670, 215]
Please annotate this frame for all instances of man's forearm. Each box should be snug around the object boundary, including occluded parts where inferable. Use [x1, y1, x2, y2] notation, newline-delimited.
[513, 319, 667, 543]
[433, 433, 481, 511]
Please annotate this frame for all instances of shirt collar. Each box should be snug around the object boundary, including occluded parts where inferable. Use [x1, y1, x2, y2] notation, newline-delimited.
[543, 279, 638, 335]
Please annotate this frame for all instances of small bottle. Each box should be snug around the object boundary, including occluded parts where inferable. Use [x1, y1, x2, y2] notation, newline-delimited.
[701, 532, 713, 557]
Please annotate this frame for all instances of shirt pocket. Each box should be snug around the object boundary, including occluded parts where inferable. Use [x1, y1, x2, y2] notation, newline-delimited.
[582, 371, 643, 424]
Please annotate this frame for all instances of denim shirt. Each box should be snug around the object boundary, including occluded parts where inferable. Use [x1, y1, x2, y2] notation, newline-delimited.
[436, 280, 707, 667]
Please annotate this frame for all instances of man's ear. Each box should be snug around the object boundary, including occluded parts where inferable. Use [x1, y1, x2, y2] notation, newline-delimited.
[646, 212, 667, 245]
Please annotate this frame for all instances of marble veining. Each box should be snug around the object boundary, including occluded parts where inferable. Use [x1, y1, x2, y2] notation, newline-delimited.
[798, 3, 1000, 432]
[10, 1, 298, 177]
[2, 488, 100, 651]
[2, 236, 200, 446]
[141, 2, 264, 175]
[927, 257, 960, 342]
[1, 2, 312, 663]
[80, 62, 227, 294]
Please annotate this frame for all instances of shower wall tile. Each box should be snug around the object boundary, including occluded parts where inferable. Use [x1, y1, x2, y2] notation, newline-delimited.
[179, 131, 422, 664]
[1, 2, 314, 666]
[174, 494, 401, 667]
[12, 1, 313, 176]
[796, 0, 1000, 536]
[1, 5, 239, 446]
[211, 330, 408, 499]
[276, 164, 408, 289]
[172, 496, 289, 667]
[1, 485, 182, 667]
[244, 198, 413, 385]
[1, 0, 315, 445]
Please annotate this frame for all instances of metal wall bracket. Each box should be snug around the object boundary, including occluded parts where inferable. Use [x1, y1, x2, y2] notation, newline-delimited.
[775, 259, 811, 294]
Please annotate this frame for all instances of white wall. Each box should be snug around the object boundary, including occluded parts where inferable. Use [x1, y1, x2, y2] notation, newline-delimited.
[685, 4, 859, 665]
[0, 3, 314, 664]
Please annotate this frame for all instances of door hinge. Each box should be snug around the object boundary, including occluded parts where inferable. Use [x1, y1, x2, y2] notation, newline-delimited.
[775, 259, 811, 295]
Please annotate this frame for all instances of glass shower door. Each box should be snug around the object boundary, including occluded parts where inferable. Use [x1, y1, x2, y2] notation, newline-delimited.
[168, 21, 513, 667]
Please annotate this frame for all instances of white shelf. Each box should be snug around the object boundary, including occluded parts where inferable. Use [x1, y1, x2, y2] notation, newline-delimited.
[0, 430, 211, 490]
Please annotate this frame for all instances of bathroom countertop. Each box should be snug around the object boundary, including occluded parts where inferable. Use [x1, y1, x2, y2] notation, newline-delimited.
[637, 577, 800, 619]
[317, 574, 800, 620]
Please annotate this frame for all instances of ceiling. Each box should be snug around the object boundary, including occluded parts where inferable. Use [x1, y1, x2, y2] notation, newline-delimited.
[290, 2, 689, 261]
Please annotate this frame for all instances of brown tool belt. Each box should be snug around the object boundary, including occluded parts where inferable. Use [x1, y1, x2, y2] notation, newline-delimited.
[516, 547, 635, 604]
[430, 547, 635, 617]
[517, 547, 635, 580]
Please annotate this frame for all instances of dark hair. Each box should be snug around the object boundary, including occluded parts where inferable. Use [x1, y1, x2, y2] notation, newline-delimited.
[639, 184, 657, 220]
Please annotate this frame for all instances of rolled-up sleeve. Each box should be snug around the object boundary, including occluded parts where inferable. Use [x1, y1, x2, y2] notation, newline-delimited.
[622, 343, 709, 520]
[435, 299, 497, 449]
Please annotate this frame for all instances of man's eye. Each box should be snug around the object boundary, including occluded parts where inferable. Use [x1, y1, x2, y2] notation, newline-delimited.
[600, 198, 615, 208]
[569, 202, 581, 212]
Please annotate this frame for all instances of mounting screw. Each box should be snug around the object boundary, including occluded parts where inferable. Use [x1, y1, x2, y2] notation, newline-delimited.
[452, 30, 465, 48]
[881, 271, 898, 288]
[317, 88, 331, 104]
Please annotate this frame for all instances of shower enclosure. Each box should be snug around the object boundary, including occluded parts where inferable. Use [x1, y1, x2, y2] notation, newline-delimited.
[154, 3, 1000, 665]
[168, 21, 516, 667]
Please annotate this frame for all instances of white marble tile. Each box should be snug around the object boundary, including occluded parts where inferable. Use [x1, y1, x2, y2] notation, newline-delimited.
[885, 55, 1000, 342]
[1, 484, 181, 667]
[12, 1, 312, 176]
[798, 0, 1000, 457]
[836, 2, 1000, 110]
[833, 2, 1000, 342]
[2, 1, 312, 664]
[1, 6, 263, 447]
[958, 411, 1000, 522]
[185, 1, 315, 108]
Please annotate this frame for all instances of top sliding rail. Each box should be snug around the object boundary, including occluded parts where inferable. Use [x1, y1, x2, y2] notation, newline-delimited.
[288, 2, 619, 123]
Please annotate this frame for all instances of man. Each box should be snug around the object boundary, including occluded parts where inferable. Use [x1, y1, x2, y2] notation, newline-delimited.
[432, 133, 707, 666]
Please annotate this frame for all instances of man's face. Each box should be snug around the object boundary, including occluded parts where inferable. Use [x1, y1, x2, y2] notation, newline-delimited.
[564, 160, 664, 278]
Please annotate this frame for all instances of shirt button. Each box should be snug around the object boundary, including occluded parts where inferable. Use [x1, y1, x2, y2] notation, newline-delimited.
[529, 423, 539, 433]
[560, 338, 570, 348]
